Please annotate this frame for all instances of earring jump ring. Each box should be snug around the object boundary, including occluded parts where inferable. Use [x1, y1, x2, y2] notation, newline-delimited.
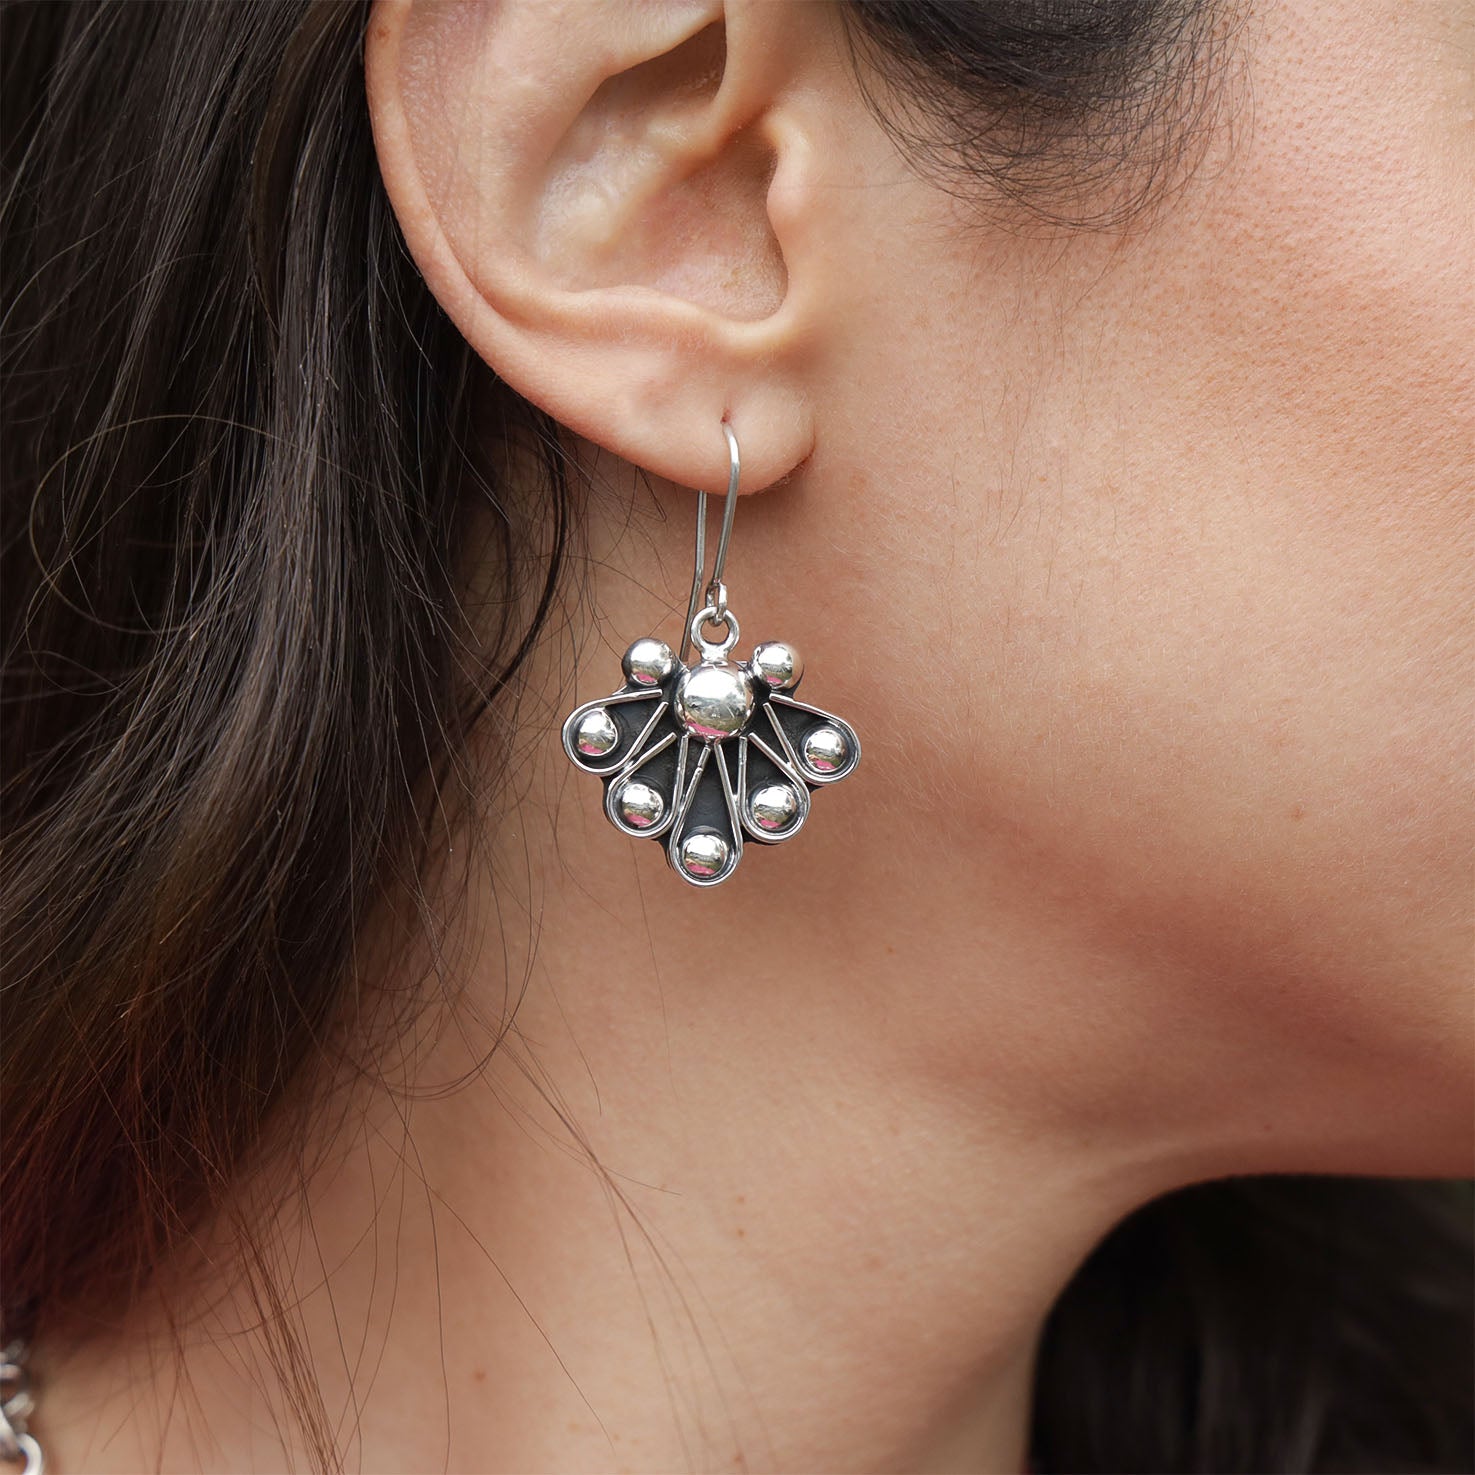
[690, 603, 741, 659]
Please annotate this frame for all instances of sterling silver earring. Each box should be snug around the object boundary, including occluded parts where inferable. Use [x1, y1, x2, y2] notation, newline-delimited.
[561, 423, 860, 887]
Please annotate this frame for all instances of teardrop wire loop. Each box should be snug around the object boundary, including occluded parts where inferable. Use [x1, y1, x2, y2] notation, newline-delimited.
[679, 421, 741, 665]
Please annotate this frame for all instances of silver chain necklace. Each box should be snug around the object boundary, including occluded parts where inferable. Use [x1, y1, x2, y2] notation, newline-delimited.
[0, 1343, 43, 1475]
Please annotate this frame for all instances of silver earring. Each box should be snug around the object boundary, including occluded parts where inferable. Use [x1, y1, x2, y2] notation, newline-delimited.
[561, 423, 860, 887]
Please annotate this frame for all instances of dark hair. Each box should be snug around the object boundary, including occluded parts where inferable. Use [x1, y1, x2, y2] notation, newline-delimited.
[2, 2, 1470, 1472]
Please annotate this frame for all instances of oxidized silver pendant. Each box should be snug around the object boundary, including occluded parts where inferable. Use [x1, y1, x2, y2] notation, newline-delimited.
[560, 424, 859, 888]
[561, 624, 859, 887]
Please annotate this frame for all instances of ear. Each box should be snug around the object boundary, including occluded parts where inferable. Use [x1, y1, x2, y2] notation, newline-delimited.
[365, 0, 834, 495]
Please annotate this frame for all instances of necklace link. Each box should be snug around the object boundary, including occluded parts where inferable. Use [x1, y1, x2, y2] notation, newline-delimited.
[0, 1343, 43, 1474]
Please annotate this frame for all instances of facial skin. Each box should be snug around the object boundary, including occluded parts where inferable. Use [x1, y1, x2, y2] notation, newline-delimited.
[368, 0, 1473, 1167]
[42, 1, 1472, 1472]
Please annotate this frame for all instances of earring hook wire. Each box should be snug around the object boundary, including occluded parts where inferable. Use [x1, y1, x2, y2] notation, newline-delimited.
[680, 421, 741, 664]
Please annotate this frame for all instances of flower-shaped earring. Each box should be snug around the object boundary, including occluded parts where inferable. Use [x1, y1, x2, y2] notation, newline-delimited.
[561, 424, 860, 887]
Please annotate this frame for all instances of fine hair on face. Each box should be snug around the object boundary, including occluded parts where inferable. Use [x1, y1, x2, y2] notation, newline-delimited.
[2, 1, 1472, 1472]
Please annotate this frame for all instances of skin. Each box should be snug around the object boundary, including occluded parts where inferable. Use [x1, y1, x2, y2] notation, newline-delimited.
[42, 0, 1473, 1471]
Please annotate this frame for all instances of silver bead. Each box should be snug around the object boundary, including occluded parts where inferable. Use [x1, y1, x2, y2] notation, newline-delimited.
[675, 660, 755, 741]
[801, 725, 848, 774]
[748, 782, 800, 832]
[749, 640, 803, 691]
[574, 708, 619, 757]
[622, 637, 676, 688]
[615, 779, 665, 830]
[678, 831, 730, 879]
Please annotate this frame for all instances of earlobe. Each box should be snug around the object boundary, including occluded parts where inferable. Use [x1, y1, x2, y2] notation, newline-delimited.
[365, 0, 825, 494]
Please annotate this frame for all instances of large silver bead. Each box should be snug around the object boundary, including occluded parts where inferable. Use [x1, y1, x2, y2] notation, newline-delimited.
[622, 637, 676, 688]
[801, 725, 848, 774]
[615, 779, 665, 830]
[678, 831, 730, 879]
[674, 660, 755, 741]
[749, 640, 803, 691]
[748, 782, 800, 833]
[574, 708, 620, 757]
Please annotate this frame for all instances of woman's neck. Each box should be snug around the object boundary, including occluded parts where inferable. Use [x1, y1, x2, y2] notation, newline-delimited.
[40, 491, 1272, 1473]
[39, 799, 1206, 1473]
